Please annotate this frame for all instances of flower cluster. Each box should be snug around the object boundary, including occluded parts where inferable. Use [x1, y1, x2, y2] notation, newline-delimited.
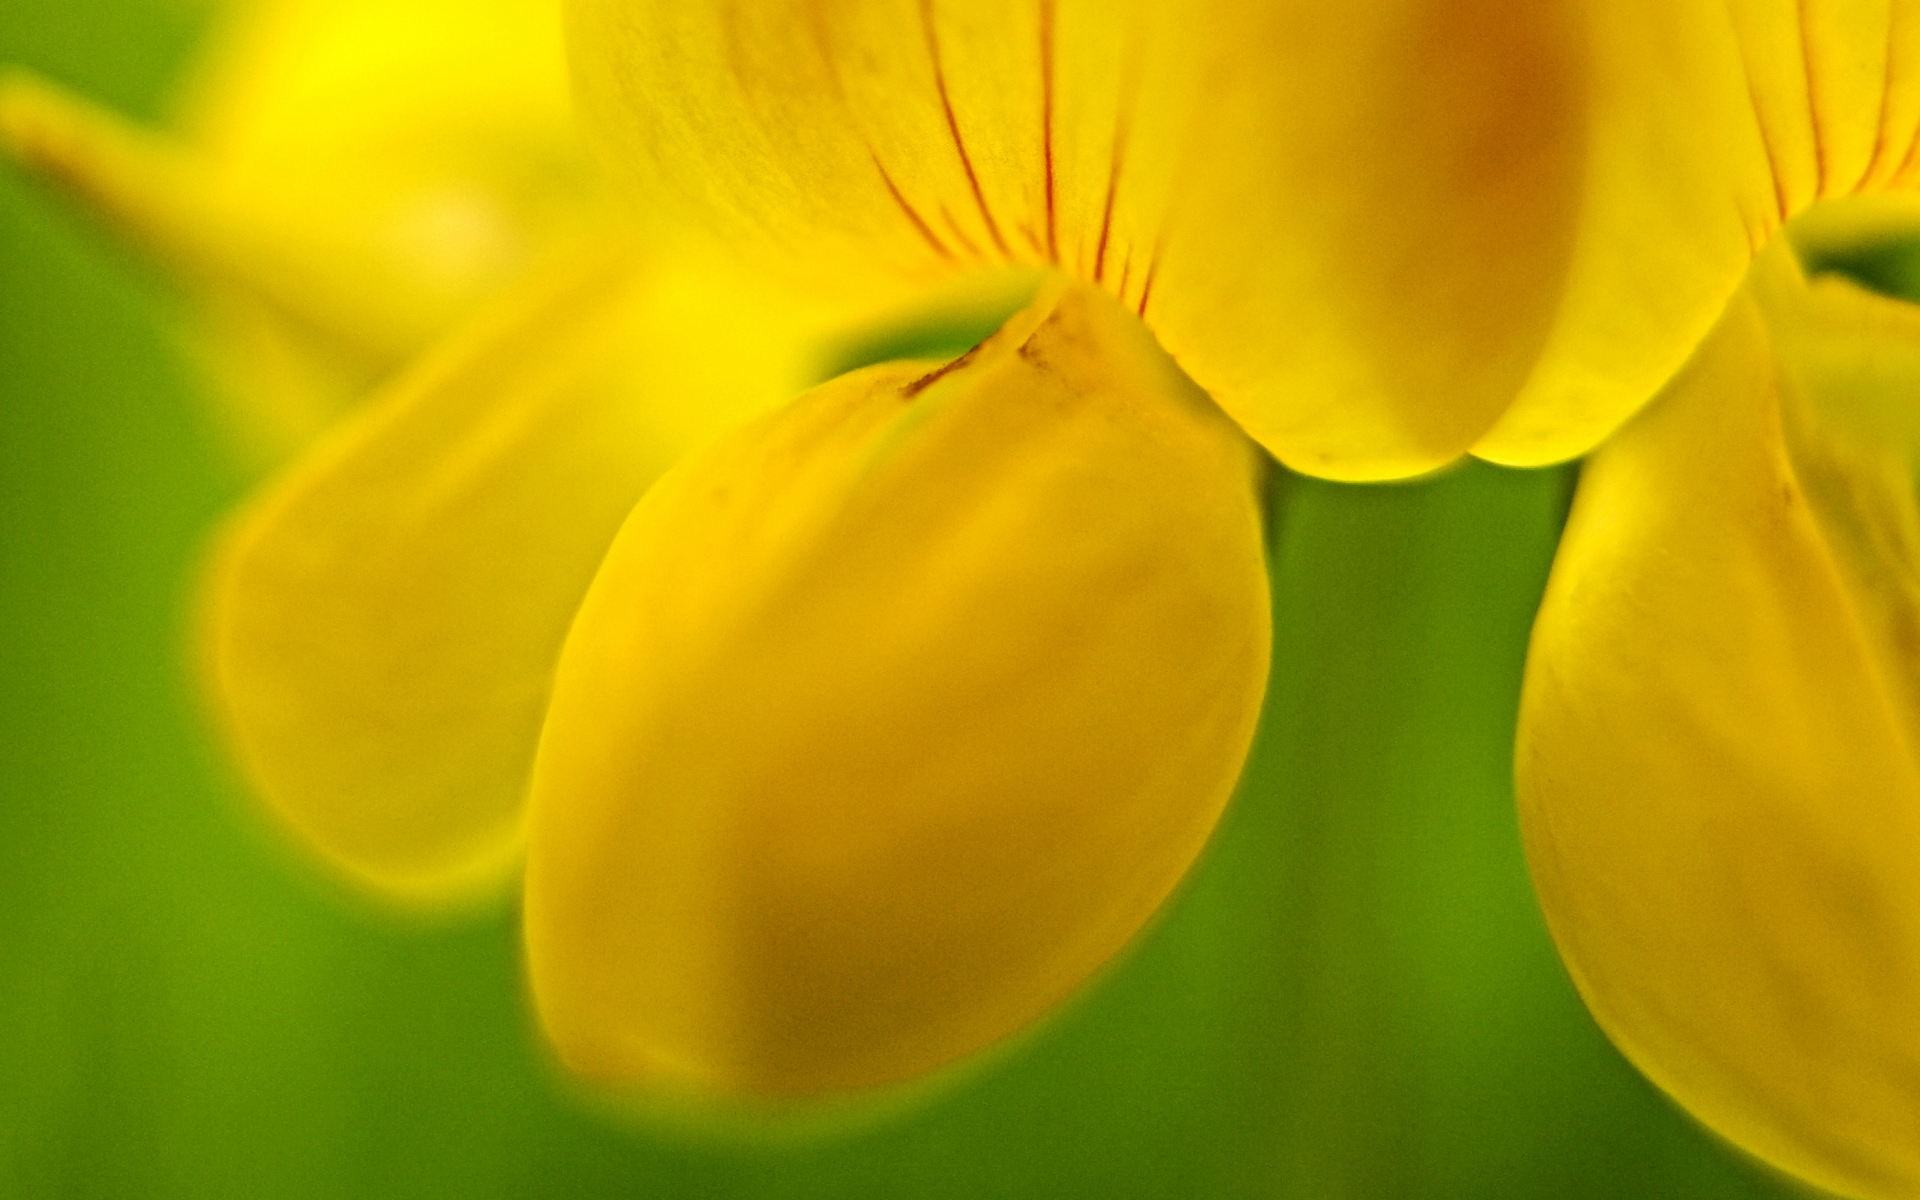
[7, 2, 1920, 1196]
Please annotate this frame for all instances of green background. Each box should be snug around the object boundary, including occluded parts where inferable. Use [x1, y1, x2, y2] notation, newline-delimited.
[0, 3, 1809, 1197]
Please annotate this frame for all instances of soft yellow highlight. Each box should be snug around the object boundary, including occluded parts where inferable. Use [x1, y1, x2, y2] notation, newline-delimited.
[0, 73, 516, 376]
[1, 0, 593, 468]
[569, 0, 1586, 480]
[204, 245, 824, 906]
[523, 280, 1271, 1095]
[1517, 243, 1920, 1199]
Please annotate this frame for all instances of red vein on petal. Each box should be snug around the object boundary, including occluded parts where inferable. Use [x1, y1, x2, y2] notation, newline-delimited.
[922, 0, 1012, 258]
[1040, 0, 1058, 263]
[1136, 234, 1164, 318]
[871, 151, 955, 261]
[940, 204, 984, 258]
[1095, 36, 1143, 290]
[1093, 138, 1125, 284]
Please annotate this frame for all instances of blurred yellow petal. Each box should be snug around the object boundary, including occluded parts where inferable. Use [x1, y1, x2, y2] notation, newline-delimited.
[205, 244, 821, 906]
[1477, 0, 1920, 467]
[523, 280, 1270, 1095]
[0, 71, 483, 364]
[177, 0, 595, 338]
[571, 0, 1586, 479]
[1517, 245, 1920, 1198]
[182, 0, 575, 200]
[2, 0, 598, 468]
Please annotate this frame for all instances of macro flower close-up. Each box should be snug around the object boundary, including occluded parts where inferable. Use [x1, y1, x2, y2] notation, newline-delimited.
[2, 1, 1918, 1198]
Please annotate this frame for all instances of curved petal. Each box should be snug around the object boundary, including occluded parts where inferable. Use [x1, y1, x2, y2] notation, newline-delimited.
[1516, 248, 1920, 1198]
[523, 281, 1271, 1095]
[2, 0, 598, 468]
[569, 0, 1587, 479]
[0, 71, 459, 362]
[204, 244, 820, 906]
[1478, 0, 1920, 467]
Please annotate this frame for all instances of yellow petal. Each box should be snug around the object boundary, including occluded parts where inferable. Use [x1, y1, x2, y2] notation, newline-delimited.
[522, 280, 1270, 1095]
[204, 244, 819, 906]
[0, 70, 526, 374]
[1517, 246, 1920, 1198]
[177, 0, 594, 322]
[2, 0, 597, 468]
[1477, 0, 1920, 467]
[181, 0, 574, 190]
[571, 0, 1587, 479]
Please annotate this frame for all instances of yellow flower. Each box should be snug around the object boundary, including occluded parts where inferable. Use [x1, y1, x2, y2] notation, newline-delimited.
[494, 0, 1581, 1094]
[571, 0, 1920, 1181]
[16, 2, 1920, 1190]
[5, 0, 1273, 1100]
